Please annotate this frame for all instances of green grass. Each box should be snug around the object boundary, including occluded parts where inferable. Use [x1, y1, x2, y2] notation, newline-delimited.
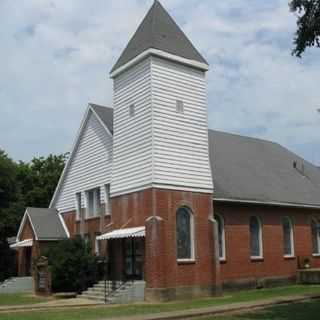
[0, 285, 319, 320]
[199, 300, 320, 320]
[0, 293, 50, 306]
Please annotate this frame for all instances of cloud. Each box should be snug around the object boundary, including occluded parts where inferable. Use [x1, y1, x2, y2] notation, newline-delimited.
[0, 0, 319, 165]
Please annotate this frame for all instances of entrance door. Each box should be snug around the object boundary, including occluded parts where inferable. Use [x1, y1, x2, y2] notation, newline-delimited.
[124, 238, 144, 280]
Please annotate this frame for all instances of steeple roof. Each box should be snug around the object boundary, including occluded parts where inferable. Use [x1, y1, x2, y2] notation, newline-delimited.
[111, 0, 208, 73]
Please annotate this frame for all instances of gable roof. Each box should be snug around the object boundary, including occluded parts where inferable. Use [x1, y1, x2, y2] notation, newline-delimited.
[90, 103, 113, 134]
[49, 104, 113, 208]
[17, 207, 69, 241]
[111, 0, 208, 73]
[209, 130, 320, 208]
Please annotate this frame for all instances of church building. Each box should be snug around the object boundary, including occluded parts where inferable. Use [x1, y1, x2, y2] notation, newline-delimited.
[12, 1, 320, 301]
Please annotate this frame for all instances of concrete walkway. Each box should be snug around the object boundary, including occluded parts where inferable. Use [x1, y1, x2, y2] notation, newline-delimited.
[0, 297, 100, 313]
[0, 293, 319, 319]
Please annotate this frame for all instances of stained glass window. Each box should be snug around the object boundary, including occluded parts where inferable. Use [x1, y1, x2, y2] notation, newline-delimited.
[311, 219, 320, 255]
[282, 217, 294, 256]
[250, 216, 262, 258]
[215, 214, 225, 260]
[176, 207, 193, 260]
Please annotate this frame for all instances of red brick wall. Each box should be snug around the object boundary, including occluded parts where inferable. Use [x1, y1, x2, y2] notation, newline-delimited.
[17, 218, 37, 276]
[111, 188, 216, 290]
[56, 190, 320, 293]
[215, 202, 320, 283]
[20, 218, 34, 240]
[61, 205, 112, 254]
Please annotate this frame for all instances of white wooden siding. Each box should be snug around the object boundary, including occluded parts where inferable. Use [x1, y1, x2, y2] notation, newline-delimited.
[53, 110, 113, 212]
[111, 58, 153, 196]
[151, 56, 213, 192]
[111, 55, 212, 196]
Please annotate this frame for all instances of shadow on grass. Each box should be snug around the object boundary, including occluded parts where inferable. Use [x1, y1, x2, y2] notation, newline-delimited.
[215, 300, 320, 320]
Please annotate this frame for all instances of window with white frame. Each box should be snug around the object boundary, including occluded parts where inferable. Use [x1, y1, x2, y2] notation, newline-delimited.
[75, 192, 81, 221]
[215, 213, 226, 261]
[282, 217, 294, 257]
[104, 184, 111, 215]
[176, 207, 194, 261]
[311, 219, 320, 255]
[85, 188, 101, 218]
[250, 216, 263, 259]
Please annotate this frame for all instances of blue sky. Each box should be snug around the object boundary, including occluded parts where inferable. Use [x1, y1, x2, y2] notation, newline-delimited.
[1, 0, 319, 165]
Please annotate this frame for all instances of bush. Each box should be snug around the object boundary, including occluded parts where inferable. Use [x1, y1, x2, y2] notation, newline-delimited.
[45, 237, 98, 293]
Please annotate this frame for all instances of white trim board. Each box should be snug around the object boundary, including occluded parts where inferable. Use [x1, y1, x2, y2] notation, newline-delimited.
[110, 48, 209, 78]
[16, 209, 38, 241]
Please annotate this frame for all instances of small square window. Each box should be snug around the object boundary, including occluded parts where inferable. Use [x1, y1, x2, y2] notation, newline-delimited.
[129, 104, 135, 117]
[176, 100, 184, 113]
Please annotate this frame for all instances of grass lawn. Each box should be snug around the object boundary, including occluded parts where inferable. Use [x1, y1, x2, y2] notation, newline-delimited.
[0, 285, 319, 319]
[0, 293, 50, 306]
[199, 300, 320, 320]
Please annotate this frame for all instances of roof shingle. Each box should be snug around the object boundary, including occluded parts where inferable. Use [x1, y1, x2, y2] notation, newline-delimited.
[111, 0, 208, 73]
[26, 207, 68, 240]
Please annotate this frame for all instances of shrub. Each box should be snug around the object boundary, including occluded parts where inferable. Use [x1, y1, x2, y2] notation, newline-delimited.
[45, 237, 98, 293]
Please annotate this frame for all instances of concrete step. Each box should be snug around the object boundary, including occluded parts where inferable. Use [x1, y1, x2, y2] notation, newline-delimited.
[93, 281, 125, 288]
[0, 277, 32, 293]
[78, 280, 145, 304]
[80, 293, 106, 302]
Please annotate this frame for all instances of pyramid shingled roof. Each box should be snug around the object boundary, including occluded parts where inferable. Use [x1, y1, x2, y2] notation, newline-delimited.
[111, 1, 208, 73]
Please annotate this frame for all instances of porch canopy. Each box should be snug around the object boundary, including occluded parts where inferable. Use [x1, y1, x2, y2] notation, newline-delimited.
[97, 227, 145, 241]
[10, 239, 33, 249]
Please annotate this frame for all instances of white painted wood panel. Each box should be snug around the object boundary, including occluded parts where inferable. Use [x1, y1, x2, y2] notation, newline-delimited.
[151, 56, 213, 193]
[111, 58, 153, 196]
[53, 110, 113, 212]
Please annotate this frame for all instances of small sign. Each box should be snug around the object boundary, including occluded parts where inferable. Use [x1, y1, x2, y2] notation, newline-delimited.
[38, 271, 47, 290]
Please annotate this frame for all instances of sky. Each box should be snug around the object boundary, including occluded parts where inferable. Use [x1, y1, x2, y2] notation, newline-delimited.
[0, 0, 319, 165]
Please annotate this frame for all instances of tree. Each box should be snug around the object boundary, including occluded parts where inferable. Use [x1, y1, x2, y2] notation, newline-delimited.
[0, 151, 67, 281]
[0, 150, 22, 280]
[18, 154, 68, 208]
[290, 0, 320, 57]
[45, 237, 98, 293]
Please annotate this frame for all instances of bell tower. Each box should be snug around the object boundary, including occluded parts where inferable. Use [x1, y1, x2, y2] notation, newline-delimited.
[110, 0, 213, 197]
[109, 1, 218, 301]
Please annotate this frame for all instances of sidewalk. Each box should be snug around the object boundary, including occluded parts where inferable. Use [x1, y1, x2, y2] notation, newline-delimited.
[0, 293, 319, 319]
[0, 297, 100, 313]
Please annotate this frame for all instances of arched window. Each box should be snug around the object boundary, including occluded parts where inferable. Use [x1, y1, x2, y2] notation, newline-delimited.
[176, 207, 194, 260]
[311, 219, 320, 255]
[250, 216, 263, 258]
[282, 217, 294, 257]
[215, 214, 226, 261]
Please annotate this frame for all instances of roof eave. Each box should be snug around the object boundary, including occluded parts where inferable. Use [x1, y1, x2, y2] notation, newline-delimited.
[213, 197, 320, 210]
[110, 48, 209, 79]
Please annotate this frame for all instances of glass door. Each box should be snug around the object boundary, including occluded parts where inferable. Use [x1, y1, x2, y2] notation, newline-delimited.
[124, 238, 144, 280]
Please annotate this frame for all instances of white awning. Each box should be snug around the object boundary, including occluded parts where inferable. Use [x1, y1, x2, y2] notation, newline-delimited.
[97, 227, 145, 241]
[10, 239, 33, 248]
